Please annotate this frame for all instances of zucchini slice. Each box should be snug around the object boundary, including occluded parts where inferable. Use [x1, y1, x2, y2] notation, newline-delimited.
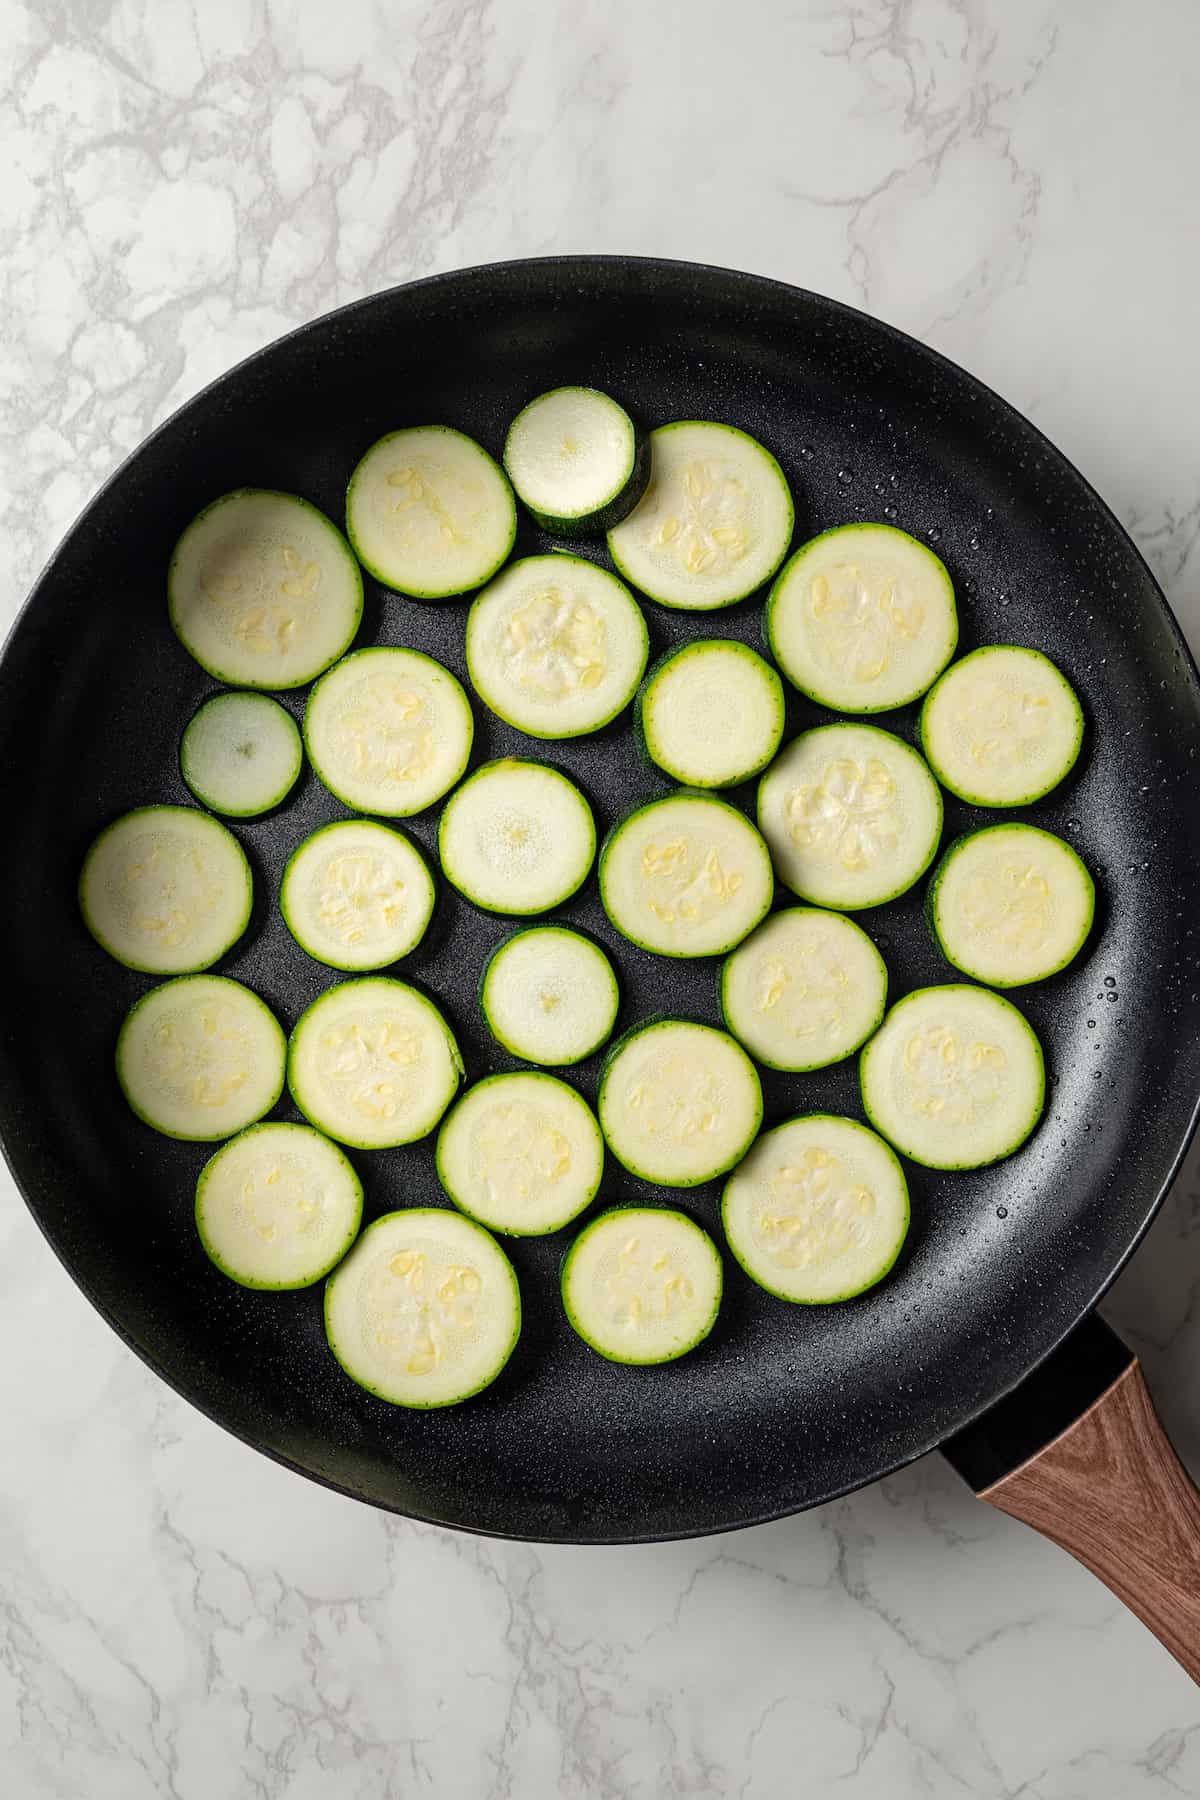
[503, 386, 649, 534]
[325, 1208, 520, 1408]
[635, 639, 785, 788]
[168, 489, 362, 689]
[720, 907, 888, 1071]
[288, 977, 462, 1150]
[721, 1114, 908, 1304]
[116, 975, 286, 1141]
[345, 425, 516, 598]
[80, 804, 252, 975]
[195, 1122, 362, 1289]
[608, 421, 794, 610]
[465, 553, 648, 739]
[438, 758, 595, 916]
[180, 692, 302, 817]
[280, 819, 436, 972]
[757, 724, 942, 909]
[919, 645, 1084, 806]
[599, 792, 773, 958]
[480, 926, 619, 1066]
[561, 1206, 722, 1364]
[766, 523, 957, 713]
[927, 824, 1095, 987]
[860, 984, 1045, 1169]
[598, 1018, 762, 1187]
[437, 1071, 604, 1236]
[304, 646, 474, 818]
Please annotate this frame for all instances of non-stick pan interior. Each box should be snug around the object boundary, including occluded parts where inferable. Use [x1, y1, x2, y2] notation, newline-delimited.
[2, 260, 1198, 1540]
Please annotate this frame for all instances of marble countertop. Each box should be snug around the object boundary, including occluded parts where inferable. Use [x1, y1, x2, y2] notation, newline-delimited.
[3, 1, 1199, 1793]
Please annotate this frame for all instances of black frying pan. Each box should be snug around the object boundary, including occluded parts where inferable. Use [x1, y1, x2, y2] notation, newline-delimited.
[2, 260, 1199, 1581]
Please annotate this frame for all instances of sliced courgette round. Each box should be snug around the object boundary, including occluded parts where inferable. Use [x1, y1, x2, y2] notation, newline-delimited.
[479, 926, 619, 1066]
[180, 692, 303, 817]
[288, 976, 462, 1150]
[599, 791, 773, 958]
[438, 758, 595, 916]
[325, 1208, 520, 1408]
[635, 639, 785, 788]
[437, 1071, 603, 1236]
[860, 984, 1045, 1169]
[608, 421, 794, 610]
[304, 645, 474, 817]
[346, 425, 516, 598]
[116, 975, 286, 1141]
[561, 1206, 722, 1364]
[722, 1113, 908, 1304]
[927, 824, 1095, 987]
[766, 523, 957, 713]
[598, 1018, 762, 1188]
[919, 645, 1084, 806]
[719, 906, 888, 1071]
[757, 724, 942, 910]
[80, 804, 252, 975]
[465, 554, 648, 739]
[168, 488, 362, 689]
[195, 1121, 362, 1289]
[503, 386, 649, 534]
[280, 819, 436, 972]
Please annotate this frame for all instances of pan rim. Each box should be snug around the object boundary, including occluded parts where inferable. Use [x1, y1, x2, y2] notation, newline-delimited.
[2, 253, 1199, 1543]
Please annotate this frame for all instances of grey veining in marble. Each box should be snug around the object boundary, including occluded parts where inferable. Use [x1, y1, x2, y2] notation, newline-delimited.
[2, 1, 1199, 1794]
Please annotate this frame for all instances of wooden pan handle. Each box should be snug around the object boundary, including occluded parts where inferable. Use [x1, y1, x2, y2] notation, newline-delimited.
[980, 1360, 1200, 1682]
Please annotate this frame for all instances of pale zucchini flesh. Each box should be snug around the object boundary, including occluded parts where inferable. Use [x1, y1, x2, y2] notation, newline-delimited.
[757, 724, 942, 910]
[608, 422, 794, 611]
[466, 554, 648, 739]
[288, 977, 462, 1150]
[325, 1208, 520, 1408]
[599, 792, 774, 958]
[927, 825, 1095, 987]
[561, 1206, 722, 1364]
[116, 975, 286, 1141]
[860, 984, 1045, 1169]
[195, 1122, 362, 1289]
[722, 1114, 909, 1304]
[281, 819, 436, 972]
[503, 386, 647, 533]
[438, 758, 595, 915]
[720, 907, 888, 1071]
[919, 645, 1084, 806]
[437, 1072, 603, 1235]
[636, 639, 785, 788]
[80, 804, 252, 975]
[304, 646, 474, 818]
[598, 1019, 762, 1187]
[480, 926, 619, 1066]
[346, 425, 516, 598]
[766, 523, 957, 713]
[168, 488, 362, 689]
[180, 692, 302, 817]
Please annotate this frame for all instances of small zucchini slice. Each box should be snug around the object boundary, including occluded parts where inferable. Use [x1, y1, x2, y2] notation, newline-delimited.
[438, 758, 595, 916]
[598, 1018, 762, 1188]
[927, 824, 1095, 987]
[722, 1114, 908, 1303]
[180, 692, 302, 817]
[195, 1122, 362, 1289]
[325, 1208, 521, 1408]
[757, 724, 942, 910]
[860, 984, 1045, 1170]
[562, 1206, 723, 1364]
[720, 907, 888, 1071]
[346, 425, 516, 598]
[479, 926, 619, 1066]
[437, 1071, 603, 1236]
[304, 646, 474, 818]
[919, 645, 1084, 806]
[280, 819, 436, 972]
[117, 975, 286, 1141]
[80, 804, 252, 975]
[503, 385, 649, 534]
[599, 791, 773, 958]
[635, 639, 785, 788]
